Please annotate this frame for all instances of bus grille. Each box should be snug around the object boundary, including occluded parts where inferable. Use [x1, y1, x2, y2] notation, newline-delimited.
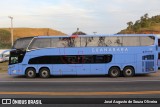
[145, 61, 154, 72]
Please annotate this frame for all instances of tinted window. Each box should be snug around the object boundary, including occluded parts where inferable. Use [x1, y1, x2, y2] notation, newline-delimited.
[105, 37, 123, 46]
[94, 55, 112, 63]
[9, 50, 26, 65]
[51, 38, 59, 47]
[140, 36, 155, 46]
[84, 37, 98, 47]
[13, 37, 33, 49]
[95, 55, 104, 63]
[83, 56, 94, 63]
[28, 55, 112, 64]
[63, 56, 77, 64]
[28, 38, 51, 49]
[27, 36, 155, 49]
[122, 36, 140, 46]
[74, 38, 81, 47]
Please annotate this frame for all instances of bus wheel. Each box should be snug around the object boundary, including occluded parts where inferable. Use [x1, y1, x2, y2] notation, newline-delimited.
[109, 67, 120, 77]
[25, 68, 36, 78]
[123, 66, 134, 77]
[39, 68, 50, 78]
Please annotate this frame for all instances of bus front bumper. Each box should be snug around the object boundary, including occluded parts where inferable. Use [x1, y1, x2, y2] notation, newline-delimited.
[8, 65, 22, 75]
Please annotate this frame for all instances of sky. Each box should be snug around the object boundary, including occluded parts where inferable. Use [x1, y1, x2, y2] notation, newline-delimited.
[0, 0, 160, 35]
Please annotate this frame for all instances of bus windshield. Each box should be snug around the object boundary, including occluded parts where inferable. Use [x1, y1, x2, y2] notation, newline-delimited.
[12, 37, 33, 50]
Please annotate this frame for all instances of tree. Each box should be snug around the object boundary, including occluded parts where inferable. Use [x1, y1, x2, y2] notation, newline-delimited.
[144, 13, 149, 19]
[0, 29, 11, 48]
[127, 21, 133, 30]
[72, 31, 86, 35]
[131, 20, 140, 32]
[140, 13, 150, 27]
[118, 13, 160, 34]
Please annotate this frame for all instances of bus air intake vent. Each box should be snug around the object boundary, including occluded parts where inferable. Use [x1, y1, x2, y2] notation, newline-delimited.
[145, 61, 154, 72]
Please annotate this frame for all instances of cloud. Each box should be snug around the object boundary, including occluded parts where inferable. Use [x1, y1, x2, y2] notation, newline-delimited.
[0, 0, 160, 34]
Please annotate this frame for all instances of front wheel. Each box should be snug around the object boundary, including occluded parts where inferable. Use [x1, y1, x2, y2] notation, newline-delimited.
[39, 68, 50, 78]
[123, 67, 135, 77]
[25, 68, 36, 78]
[108, 67, 121, 78]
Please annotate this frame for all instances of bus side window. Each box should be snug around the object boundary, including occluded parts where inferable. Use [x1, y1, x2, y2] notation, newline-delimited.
[84, 56, 93, 63]
[95, 55, 104, 63]
[65, 56, 77, 64]
[104, 55, 112, 63]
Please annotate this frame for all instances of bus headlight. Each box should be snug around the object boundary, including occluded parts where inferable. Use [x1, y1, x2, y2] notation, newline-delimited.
[12, 70, 16, 74]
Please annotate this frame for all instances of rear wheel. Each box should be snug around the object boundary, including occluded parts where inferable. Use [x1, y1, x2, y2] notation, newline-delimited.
[108, 67, 121, 77]
[39, 68, 50, 78]
[25, 68, 36, 78]
[123, 66, 134, 77]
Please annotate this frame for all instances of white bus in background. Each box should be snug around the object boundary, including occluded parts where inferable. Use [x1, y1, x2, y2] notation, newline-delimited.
[0, 49, 10, 63]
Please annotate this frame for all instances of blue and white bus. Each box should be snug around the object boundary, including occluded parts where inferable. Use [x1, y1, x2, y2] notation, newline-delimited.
[8, 34, 158, 78]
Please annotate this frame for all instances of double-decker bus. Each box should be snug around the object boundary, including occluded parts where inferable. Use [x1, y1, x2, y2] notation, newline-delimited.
[8, 34, 158, 78]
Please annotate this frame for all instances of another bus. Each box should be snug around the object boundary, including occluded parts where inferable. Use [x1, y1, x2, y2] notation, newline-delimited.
[8, 34, 158, 78]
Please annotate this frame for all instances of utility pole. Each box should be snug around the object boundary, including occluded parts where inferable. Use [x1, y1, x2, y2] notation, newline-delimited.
[8, 16, 14, 46]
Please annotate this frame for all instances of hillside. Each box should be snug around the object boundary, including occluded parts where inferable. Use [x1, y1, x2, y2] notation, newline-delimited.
[118, 14, 160, 34]
[0, 28, 66, 49]
[1, 28, 66, 40]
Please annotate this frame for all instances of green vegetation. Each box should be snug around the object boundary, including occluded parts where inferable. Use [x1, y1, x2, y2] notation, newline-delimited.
[118, 13, 160, 34]
[0, 29, 11, 49]
[0, 62, 8, 73]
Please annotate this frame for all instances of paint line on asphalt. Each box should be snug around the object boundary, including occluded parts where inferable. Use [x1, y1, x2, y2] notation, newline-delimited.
[0, 80, 160, 83]
[0, 91, 160, 96]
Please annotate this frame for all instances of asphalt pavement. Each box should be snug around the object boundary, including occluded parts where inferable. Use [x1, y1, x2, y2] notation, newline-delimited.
[0, 71, 159, 98]
[0, 71, 160, 106]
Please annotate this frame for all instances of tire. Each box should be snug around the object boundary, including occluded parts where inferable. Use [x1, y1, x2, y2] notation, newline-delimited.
[25, 68, 36, 78]
[39, 68, 50, 78]
[109, 67, 121, 77]
[123, 66, 134, 77]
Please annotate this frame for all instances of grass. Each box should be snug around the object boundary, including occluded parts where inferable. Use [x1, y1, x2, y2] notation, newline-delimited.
[0, 28, 66, 41]
[0, 61, 8, 73]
